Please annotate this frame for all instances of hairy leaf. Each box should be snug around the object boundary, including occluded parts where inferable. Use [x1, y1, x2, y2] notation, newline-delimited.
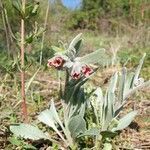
[38, 109, 56, 130]
[112, 111, 137, 132]
[50, 100, 66, 132]
[10, 124, 48, 140]
[68, 115, 86, 138]
[132, 53, 146, 88]
[118, 67, 126, 103]
[69, 33, 82, 51]
[37, 108, 67, 143]
[77, 49, 109, 65]
[102, 73, 118, 130]
[66, 33, 83, 59]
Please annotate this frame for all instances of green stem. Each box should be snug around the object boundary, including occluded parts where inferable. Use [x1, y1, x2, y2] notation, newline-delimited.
[40, 0, 50, 65]
[21, 0, 28, 123]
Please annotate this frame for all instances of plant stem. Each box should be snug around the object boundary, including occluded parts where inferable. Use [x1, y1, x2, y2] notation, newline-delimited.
[40, 0, 50, 65]
[21, 0, 28, 123]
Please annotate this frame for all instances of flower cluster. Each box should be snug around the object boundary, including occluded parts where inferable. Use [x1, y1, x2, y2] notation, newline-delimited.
[47, 56, 65, 69]
[47, 56, 93, 80]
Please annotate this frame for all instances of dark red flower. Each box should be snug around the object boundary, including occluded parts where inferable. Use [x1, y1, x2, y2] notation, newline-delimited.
[71, 62, 82, 80]
[71, 72, 81, 80]
[82, 65, 93, 77]
[47, 56, 65, 69]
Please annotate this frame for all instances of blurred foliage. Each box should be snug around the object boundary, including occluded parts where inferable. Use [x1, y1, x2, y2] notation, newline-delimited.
[66, 0, 150, 31]
[0, 0, 149, 67]
[2, 0, 39, 31]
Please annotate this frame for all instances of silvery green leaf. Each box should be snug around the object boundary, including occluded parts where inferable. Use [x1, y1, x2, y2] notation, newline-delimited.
[69, 33, 82, 52]
[102, 93, 115, 130]
[64, 104, 78, 121]
[112, 111, 137, 132]
[66, 47, 76, 60]
[50, 100, 65, 132]
[132, 53, 146, 87]
[79, 102, 86, 117]
[118, 68, 126, 103]
[50, 100, 73, 145]
[77, 127, 100, 137]
[37, 109, 57, 131]
[10, 124, 48, 140]
[114, 69, 126, 115]
[77, 49, 109, 65]
[74, 39, 82, 55]
[90, 87, 103, 123]
[108, 72, 118, 93]
[94, 87, 103, 106]
[124, 72, 134, 94]
[65, 33, 83, 59]
[102, 73, 118, 130]
[38, 107, 67, 143]
[68, 115, 86, 138]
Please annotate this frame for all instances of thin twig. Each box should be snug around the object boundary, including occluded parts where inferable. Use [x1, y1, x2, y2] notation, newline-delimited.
[40, 0, 50, 65]
[21, 0, 28, 123]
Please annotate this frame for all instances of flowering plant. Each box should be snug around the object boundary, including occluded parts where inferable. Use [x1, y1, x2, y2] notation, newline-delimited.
[10, 34, 149, 150]
[10, 33, 109, 149]
[47, 33, 108, 107]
